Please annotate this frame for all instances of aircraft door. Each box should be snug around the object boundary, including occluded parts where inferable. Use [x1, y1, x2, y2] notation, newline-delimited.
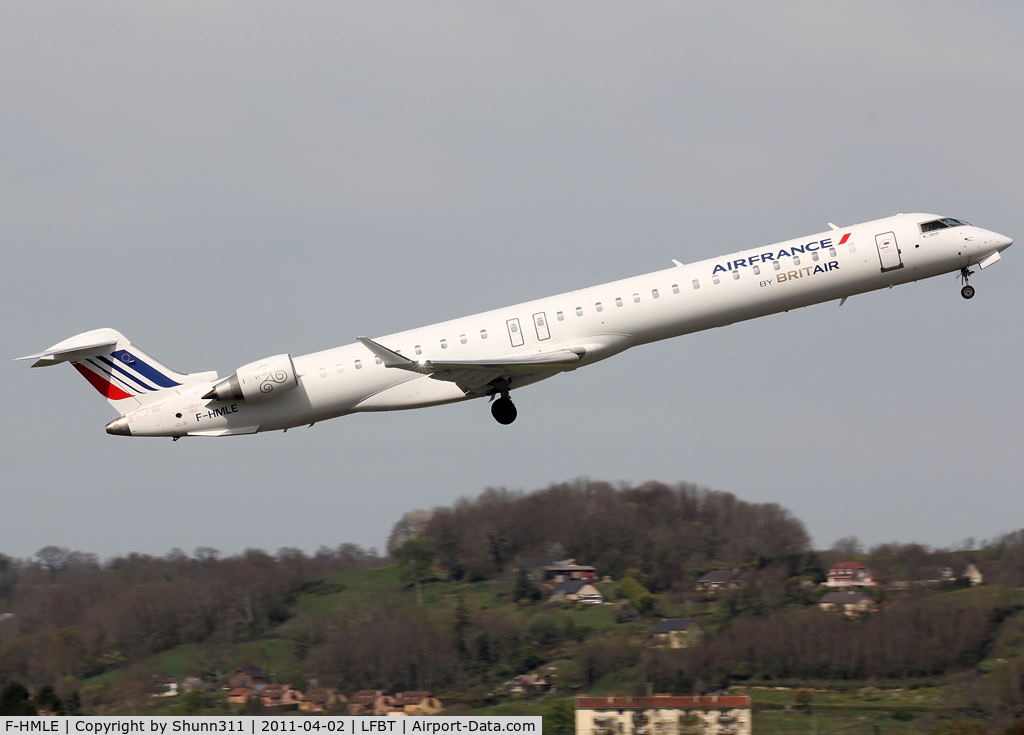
[875, 231, 903, 272]
[506, 318, 524, 347]
[533, 312, 551, 341]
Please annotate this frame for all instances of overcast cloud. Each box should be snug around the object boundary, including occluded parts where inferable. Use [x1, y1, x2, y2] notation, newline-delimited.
[2, 2, 1022, 560]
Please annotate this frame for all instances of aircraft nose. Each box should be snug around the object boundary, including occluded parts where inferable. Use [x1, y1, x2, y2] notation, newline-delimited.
[995, 232, 1013, 251]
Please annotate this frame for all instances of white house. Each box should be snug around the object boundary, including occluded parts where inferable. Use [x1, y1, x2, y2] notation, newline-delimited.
[576, 694, 752, 735]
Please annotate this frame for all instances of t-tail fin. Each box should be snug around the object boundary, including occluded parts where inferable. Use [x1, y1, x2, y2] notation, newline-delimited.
[16, 328, 210, 410]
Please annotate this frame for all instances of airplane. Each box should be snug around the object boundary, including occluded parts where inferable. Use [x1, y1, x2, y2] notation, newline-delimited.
[16, 213, 1012, 438]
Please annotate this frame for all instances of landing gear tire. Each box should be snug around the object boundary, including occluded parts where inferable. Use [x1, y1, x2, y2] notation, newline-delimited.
[961, 285, 975, 300]
[491, 396, 517, 425]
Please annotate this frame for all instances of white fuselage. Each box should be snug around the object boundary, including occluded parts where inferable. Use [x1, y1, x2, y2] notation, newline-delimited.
[125, 213, 1011, 437]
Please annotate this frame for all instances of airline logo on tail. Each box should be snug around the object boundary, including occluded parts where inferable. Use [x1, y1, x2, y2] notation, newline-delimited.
[71, 349, 181, 400]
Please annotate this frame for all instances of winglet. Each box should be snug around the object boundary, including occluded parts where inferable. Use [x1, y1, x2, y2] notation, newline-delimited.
[671, 259, 684, 267]
[828, 223, 840, 231]
[357, 337, 417, 368]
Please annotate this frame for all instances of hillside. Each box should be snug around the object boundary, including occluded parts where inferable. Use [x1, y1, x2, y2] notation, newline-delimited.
[3, 480, 1024, 727]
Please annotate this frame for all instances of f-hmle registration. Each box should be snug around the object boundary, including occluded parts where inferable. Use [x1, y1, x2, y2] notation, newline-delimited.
[17, 213, 1011, 437]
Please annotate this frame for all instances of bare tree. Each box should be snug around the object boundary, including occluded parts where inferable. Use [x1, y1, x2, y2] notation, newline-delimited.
[387, 509, 433, 555]
[830, 535, 863, 557]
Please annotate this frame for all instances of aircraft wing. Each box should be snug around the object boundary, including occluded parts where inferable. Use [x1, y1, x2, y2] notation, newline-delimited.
[357, 336, 581, 394]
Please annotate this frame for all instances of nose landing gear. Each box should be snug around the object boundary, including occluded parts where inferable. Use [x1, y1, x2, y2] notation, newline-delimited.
[489, 388, 518, 425]
[959, 268, 976, 300]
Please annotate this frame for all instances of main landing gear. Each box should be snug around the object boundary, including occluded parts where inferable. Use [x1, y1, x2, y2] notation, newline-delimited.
[959, 267, 976, 300]
[490, 389, 518, 425]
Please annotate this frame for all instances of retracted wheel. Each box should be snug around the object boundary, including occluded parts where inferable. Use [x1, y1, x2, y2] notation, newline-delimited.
[491, 396, 518, 425]
[961, 285, 975, 300]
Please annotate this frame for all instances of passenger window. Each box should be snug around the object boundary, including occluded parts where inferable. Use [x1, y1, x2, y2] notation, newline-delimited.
[440, 339, 448, 349]
[319, 367, 327, 378]
[753, 265, 760, 275]
[556, 311, 564, 321]
[615, 297, 623, 307]
[652, 289, 659, 299]
[575, 306, 583, 317]
[595, 302, 603, 312]
[692, 279, 700, 290]
[672, 284, 679, 294]
[793, 256, 801, 266]
[460, 334, 467, 344]
[374, 356, 381, 365]
[848, 242, 857, 253]
[354, 359, 362, 370]
[773, 261, 781, 271]
[510, 323, 519, 333]
[633, 293, 641, 303]
[336, 364, 344, 374]
[415, 345, 422, 355]
[713, 276, 720, 285]
[812, 251, 819, 261]
[732, 271, 740, 280]
[829, 247, 837, 257]
[480, 329, 488, 339]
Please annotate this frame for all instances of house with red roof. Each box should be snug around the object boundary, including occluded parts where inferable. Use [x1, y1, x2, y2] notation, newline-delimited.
[826, 562, 882, 587]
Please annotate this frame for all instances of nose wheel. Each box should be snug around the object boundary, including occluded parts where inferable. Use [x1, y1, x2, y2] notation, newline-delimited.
[959, 268, 976, 299]
[490, 391, 518, 425]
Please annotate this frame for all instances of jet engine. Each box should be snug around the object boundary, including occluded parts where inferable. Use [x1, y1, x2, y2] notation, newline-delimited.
[203, 354, 298, 403]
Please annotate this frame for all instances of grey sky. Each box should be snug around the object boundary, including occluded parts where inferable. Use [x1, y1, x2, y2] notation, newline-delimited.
[3, 2, 1022, 560]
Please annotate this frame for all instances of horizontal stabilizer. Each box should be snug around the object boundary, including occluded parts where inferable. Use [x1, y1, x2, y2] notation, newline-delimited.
[15, 338, 119, 368]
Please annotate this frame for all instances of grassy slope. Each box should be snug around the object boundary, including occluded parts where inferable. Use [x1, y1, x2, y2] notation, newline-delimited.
[83, 568, 1014, 727]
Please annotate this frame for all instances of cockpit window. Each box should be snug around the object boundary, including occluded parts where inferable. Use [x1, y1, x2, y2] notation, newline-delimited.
[921, 217, 970, 233]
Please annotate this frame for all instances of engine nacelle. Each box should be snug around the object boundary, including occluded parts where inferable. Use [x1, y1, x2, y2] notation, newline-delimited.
[203, 354, 299, 403]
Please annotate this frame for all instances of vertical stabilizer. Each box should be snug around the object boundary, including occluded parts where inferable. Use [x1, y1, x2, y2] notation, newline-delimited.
[16, 328, 196, 409]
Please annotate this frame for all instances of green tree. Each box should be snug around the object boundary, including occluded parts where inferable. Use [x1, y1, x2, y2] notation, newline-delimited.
[801, 551, 827, 584]
[543, 699, 575, 735]
[65, 690, 82, 715]
[513, 566, 541, 602]
[793, 689, 814, 708]
[0, 681, 37, 716]
[454, 595, 472, 659]
[618, 575, 655, 614]
[34, 684, 63, 714]
[181, 690, 206, 714]
[397, 538, 434, 605]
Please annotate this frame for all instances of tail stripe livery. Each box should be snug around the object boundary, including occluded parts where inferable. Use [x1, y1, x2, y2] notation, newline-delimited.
[85, 357, 151, 394]
[110, 350, 181, 388]
[93, 355, 159, 392]
[72, 361, 134, 400]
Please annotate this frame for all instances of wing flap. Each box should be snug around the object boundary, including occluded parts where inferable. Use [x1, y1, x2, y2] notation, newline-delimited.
[356, 336, 581, 392]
